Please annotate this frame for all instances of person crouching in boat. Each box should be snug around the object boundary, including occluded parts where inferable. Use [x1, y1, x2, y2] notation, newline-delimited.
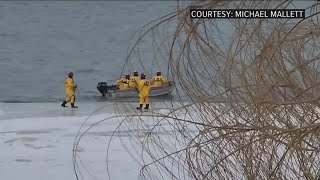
[61, 72, 78, 108]
[115, 74, 130, 90]
[129, 71, 140, 89]
[136, 73, 151, 110]
[151, 71, 168, 87]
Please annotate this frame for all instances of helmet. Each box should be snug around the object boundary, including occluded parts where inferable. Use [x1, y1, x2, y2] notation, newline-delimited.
[140, 73, 146, 79]
[68, 72, 73, 77]
[133, 71, 138, 76]
[156, 71, 161, 76]
[125, 74, 130, 79]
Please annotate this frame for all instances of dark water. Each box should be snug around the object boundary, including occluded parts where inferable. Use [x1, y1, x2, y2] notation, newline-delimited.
[0, 1, 177, 103]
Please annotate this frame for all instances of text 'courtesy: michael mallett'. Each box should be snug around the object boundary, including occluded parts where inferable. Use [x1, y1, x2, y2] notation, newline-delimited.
[190, 9, 305, 18]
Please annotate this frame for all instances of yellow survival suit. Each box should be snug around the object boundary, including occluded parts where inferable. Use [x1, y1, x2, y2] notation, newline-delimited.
[115, 74, 130, 90]
[151, 71, 167, 87]
[136, 73, 151, 110]
[129, 71, 140, 89]
[61, 72, 78, 108]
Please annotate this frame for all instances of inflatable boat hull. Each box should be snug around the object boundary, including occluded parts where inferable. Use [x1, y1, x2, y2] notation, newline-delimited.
[97, 82, 174, 98]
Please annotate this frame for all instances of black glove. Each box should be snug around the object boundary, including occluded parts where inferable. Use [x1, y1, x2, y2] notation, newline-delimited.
[74, 85, 78, 89]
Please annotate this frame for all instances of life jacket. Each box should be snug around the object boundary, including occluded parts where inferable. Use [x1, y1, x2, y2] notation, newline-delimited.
[115, 78, 130, 90]
[129, 76, 140, 88]
[151, 76, 166, 87]
[119, 79, 130, 90]
[65, 77, 75, 95]
[122, 79, 129, 84]
[137, 79, 151, 96]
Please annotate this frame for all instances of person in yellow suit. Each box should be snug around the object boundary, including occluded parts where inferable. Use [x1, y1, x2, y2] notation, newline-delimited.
[129, 71, 140, 89]
[151, 71, 168, 87]
[136, 73, 151, 110]
[114, 74, 130, 90]
[61, 72, 78, 108]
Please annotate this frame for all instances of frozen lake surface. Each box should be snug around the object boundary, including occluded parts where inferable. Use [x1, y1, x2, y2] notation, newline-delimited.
[0, 102, 180, 180]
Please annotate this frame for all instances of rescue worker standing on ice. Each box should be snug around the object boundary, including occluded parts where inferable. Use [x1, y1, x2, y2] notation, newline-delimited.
[136, 73, 151, 110]
[151, 71, 168, 87]
[129, 71, 140, 89]
[61, 72, 78, 108]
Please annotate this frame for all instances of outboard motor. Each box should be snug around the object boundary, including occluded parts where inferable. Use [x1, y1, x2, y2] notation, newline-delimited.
[97, 82, 108, 97]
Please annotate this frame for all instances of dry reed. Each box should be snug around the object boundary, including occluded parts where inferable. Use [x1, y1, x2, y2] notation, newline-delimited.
[74, 1, 320, 180]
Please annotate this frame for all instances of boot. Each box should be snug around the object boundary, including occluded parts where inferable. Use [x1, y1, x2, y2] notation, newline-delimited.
[144, 104, 149, 110]
[61, 101, 67, 107]
[71, 103, 78, 108]
[136, 104, 143, 109]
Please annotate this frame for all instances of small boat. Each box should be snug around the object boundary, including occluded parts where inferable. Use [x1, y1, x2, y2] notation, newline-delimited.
[97, 81, 175, 98]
